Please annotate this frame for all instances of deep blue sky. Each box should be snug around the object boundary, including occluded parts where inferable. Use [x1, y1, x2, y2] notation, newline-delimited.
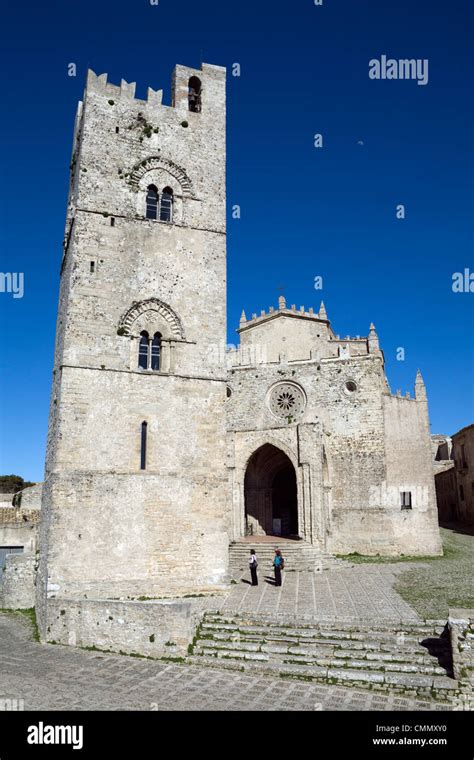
[0, 0, 473, 481]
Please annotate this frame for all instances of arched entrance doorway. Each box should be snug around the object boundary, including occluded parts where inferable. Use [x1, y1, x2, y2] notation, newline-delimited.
[244, 444, 298, 537]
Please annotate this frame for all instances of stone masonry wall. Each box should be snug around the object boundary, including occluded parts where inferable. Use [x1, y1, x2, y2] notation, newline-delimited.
[227, 353, 390, 551]
[452, 425, 474, 523]
[379, 395, 442, 556]
[45, 597, 208, 658]
[227, 305, 441, 557]
[0, 554, 36, 609]
[37, 64, 229, 641]
[448, 608, 474, 710]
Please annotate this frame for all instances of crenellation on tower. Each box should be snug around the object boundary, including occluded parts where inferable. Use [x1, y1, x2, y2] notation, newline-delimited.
[147, 87, 163, 106]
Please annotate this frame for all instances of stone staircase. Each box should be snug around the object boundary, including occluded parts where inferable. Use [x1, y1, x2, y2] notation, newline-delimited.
[229, 538, 350, 575]
[187, 613, 459, 699]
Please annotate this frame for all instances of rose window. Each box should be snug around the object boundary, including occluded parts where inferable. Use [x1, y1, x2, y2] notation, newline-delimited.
[268, 383, 306, 420]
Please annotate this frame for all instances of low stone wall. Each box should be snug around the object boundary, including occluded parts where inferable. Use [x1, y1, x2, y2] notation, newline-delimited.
[448, 608, 474, 710]
[0, 554, 36, 609]
[43, 597, 215, 658]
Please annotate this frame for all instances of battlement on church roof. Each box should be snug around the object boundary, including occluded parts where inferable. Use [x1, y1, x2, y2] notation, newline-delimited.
[237, 296, 331, 332]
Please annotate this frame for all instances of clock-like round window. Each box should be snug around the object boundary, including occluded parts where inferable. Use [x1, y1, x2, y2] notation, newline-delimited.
[268, 382, 306, 420]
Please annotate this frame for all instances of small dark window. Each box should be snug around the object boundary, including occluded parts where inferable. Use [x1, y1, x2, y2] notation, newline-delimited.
[146, 185, 159, 220]
[110, 217, 115, 227]
[151, 332, 162, 371]
[226, 387, 232, 399]
[188, 76, 202, 113]
[400, 491, 412, 510]
[160, 187, 173, 222]
[140, 422, 147, 470]
[115, 126, 119, 134]
[138, 331, 149, 369]
[90, 261, 95, 274]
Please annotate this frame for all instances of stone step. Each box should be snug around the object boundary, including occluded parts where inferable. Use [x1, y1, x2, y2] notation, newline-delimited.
[189, 613, 457, 697]
[229, 551, 343, 560]
[195, 637, 449, 664]
[231, 547, 333, 552]
[204, 613, 447, 630]
[194, 640, 448, 675]
[203, 629, 449, 653]
[204, 614, 448, 631]
[229, 541, 352, 572]
[229, 550, 332, 558]
[187, 653, 458, 694]
[200, 621, 448, 642]
[206, 633, 451, 661]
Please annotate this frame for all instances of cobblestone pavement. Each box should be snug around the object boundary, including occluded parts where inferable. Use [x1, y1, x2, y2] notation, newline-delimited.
[0, 612, 449, 712]
[221, 566, 421, 622]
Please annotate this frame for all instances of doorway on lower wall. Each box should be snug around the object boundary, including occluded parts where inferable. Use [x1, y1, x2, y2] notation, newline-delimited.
[244, 443, 298, 538]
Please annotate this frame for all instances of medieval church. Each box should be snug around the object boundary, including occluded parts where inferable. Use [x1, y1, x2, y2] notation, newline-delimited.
[35, 64, 442, 650]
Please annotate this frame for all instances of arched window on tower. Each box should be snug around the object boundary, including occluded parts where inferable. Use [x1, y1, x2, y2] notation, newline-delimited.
[138, 330, 163, 371]
[151, 332, 162, 371]
[159, 187, 173, 222]
[145, 185, 158, 220]
[188, 76, 202, 113]
[138, 331, 149, 369]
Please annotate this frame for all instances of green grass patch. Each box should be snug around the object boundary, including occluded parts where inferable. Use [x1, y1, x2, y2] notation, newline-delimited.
[336, 550, 451, 564]
[279, 672, 314, 682]
[394, 528, 474, 619]
[160, 656, 185, 663]
[135, 596, 165, 601]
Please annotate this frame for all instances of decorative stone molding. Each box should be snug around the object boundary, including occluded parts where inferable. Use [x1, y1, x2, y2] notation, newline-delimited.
[267, 381, 307, 421]
[118, 298, 185, 340]
[129, 156, 194, 196]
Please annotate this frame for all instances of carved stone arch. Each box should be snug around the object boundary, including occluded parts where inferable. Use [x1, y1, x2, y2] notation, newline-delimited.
[244, 442, 299, 537]
[243, 437, 299, 475]
[118, 298, 185, 340]
[130, 156, 194, 197]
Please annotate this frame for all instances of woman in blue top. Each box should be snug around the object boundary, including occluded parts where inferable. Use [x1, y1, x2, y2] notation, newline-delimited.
[273, 549, 284, 587]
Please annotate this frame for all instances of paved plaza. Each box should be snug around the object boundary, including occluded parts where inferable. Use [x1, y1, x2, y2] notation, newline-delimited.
[0, 611, 448, 712]
[222, 565, 420, 622]
[3, 535, 470, 713]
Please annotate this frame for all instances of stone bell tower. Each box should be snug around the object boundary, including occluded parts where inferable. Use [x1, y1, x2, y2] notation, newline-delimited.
[37, 64, 229, 640]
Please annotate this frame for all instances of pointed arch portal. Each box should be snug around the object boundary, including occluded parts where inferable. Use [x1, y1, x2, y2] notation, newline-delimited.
[244, 444, 298, 537]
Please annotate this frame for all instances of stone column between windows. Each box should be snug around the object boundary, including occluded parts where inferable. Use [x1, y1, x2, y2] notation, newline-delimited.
[168, 340, 175, 374]
[160, 340, 170, 373]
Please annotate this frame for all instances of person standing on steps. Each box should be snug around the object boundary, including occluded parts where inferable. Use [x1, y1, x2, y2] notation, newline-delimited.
[273, 548, 284, 587]
[249, 549, 258, 586]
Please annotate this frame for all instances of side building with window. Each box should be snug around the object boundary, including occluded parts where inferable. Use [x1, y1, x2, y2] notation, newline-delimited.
[433, 425, 474, 524]
[37, 65, 229, 643]
[0, 483, 42, 609]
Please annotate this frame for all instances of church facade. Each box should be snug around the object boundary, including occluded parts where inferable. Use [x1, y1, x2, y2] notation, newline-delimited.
[227, 299, 441, 557]
[36, 64, 441, 647]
